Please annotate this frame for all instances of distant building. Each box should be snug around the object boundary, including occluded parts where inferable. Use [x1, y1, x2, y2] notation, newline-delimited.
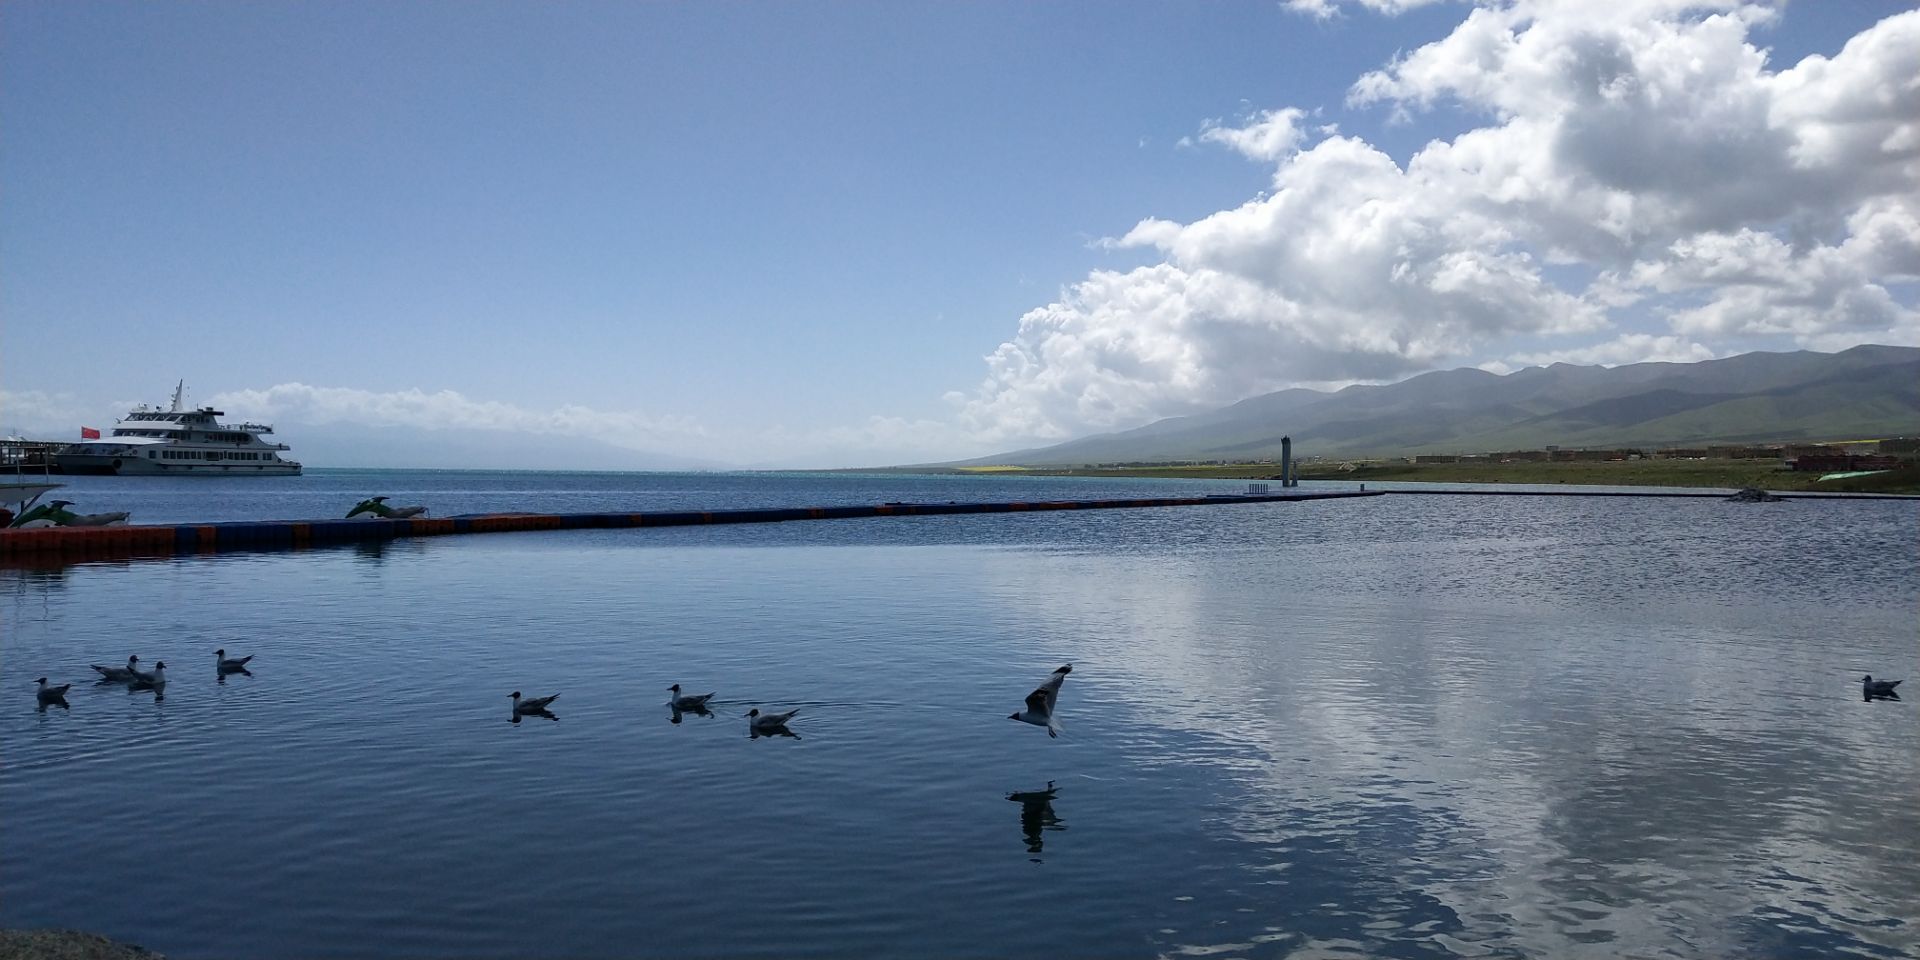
[1782, 444, 1845, 458]
[1787, 454, 1902, 473]
[1707, 445, 1781, 460]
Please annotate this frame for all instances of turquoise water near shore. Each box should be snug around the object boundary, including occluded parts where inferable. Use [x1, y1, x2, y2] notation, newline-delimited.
[4, 471, 1916, 958]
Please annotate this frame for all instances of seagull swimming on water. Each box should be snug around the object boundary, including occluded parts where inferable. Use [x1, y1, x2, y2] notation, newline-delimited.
[1009, 664, 1072, 738]
[90, 655, 140, 683]
[747, 707, 799, 732]
[668, 684, 715, 710]
[1863, 675, 1903, 698]
[129, 662, 167, 690]
[35, 677, 71, 706]
[510, 691, 560, 715]
[215, 649, 253, 671]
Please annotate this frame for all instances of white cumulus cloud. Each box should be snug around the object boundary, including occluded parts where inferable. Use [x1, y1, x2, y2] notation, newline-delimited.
[1197, 108, 1310, 162]
[1284, 0, 1450, 21]
[953, 2, 1920, 447]
[208, 383, 710, 451]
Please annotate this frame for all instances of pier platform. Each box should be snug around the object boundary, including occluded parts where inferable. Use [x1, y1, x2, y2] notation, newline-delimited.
[0, 490, 1380, 566]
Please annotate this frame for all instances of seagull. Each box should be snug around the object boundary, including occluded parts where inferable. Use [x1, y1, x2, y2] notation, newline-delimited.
[215, 649, 254, 671]
[36, 677, 71, 705]
[129, 661, 168, 690]
[346, 496, 391, 519]
[1009, 664, 1071, 738]
[90, 655, 141, 682]
[668, 684, 715, 710]
[747, 707, 799, 732]
[1863, 675, 1903, 697]
[510, 691, 560, 715]
[1006, 781, 1059, 803]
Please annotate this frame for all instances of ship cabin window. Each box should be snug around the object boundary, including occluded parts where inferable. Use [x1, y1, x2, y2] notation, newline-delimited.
[147, 451, 156, 459]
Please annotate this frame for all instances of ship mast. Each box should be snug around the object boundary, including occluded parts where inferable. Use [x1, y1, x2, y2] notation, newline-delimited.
[170, 380, 184, 413]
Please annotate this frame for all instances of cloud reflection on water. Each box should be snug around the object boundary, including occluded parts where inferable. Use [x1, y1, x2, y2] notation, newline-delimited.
[975, 513, 1920, 958]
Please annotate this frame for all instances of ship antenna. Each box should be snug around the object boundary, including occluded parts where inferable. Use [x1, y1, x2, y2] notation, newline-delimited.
[171, 379, 184, 413]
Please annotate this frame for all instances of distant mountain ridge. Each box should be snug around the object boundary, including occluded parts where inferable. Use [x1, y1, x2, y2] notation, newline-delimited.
[969, 345, 1920, 465]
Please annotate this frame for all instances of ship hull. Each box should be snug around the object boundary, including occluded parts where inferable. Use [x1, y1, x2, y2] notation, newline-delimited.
[54, 454, 302, 477]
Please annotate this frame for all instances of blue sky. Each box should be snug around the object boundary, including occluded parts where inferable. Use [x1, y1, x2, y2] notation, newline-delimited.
[4, 1, 1915, 467]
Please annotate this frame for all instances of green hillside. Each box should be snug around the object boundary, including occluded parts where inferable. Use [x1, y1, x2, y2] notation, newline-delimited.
[970, 345, 1920, 465]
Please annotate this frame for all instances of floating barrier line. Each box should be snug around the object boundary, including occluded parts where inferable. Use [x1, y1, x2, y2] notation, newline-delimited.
[1379, 489, 1918, 500]
[0, 491, 1380, 566]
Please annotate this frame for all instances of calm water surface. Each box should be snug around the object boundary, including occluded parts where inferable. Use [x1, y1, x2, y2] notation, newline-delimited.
[4, 473, 1916, 958]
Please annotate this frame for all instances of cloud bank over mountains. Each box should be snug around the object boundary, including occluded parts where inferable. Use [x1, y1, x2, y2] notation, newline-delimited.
[951, 0, 1920, 445]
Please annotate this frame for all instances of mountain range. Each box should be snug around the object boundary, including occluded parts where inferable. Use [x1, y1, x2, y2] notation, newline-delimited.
[970, 344, 1920, 465]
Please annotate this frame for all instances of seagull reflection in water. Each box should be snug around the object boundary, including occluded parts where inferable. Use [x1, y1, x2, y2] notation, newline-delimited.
[669, 704, 715, 724]
[216, 665, 253, 684]
[1006, 781, 1064, 858]
[510, 708, 558, 724]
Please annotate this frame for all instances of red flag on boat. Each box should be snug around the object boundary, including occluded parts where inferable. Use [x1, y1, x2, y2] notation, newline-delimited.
[80, 426, 101, 439]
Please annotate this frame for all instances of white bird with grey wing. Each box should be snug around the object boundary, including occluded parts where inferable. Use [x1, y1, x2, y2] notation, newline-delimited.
[747, 707, 799, 731]
[129, 661, 168, 690]
[668, 684, 715, 710]
[510, 691, 560, 715]
[90, 655, 141, 683]
[1862, 675, 1903, 697]
[1009, 664, 1072, 738]
[36, 677, 71, 705]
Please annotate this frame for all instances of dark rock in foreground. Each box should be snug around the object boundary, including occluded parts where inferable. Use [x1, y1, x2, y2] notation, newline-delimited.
[0, 930, 163, 960]
[1725, 487, 1786, 502]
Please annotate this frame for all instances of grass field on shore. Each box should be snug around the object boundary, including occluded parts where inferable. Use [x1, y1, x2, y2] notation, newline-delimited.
[943, 460, 1920, 494]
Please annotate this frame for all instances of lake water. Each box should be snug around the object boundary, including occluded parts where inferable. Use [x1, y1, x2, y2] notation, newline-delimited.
[4, 472, 1917, 958]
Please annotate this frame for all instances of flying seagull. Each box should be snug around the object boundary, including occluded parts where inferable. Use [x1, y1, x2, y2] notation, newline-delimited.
[36, 677, 71, 706]
[510, 691, 560, 715]
[215, 649, 254, 671]
[1863, 675, 1903, 698]
[1009, 664, 1072, 738]
[90, 655, 140, 683]
[668, 684, 715, 710]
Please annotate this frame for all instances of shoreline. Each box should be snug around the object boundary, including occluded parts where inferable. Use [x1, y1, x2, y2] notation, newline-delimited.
[912, 460, 1920, 495]
[0, 930, 161, 960]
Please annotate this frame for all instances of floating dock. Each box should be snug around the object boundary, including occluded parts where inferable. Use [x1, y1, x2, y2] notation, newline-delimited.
[0, 490, 1381, 566]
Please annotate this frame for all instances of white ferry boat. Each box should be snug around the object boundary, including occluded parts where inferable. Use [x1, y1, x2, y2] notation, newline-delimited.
[53, 382, 302, 476]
